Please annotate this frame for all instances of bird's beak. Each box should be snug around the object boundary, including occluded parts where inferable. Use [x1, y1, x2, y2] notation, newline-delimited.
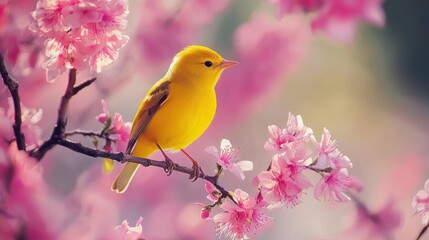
[219, 59, 238, 69]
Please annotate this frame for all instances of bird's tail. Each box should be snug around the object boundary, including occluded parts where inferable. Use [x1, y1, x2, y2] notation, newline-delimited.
[111, 140, 155, 193]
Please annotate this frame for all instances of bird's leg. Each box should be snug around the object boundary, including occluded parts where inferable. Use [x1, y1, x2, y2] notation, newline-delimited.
[157, 144, 175, 176]
[180, 149, 203, 182]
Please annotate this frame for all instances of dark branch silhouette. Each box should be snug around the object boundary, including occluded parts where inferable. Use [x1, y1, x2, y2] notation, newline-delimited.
[0, 54, 25, 150]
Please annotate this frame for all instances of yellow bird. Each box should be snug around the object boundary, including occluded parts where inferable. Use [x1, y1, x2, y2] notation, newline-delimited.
[112, 45, 238, 193]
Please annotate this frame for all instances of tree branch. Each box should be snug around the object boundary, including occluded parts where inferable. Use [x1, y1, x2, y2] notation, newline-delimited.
[64, 129, 115, 142]
[0, 54, 25, 150]
[57, 138, 236, 204]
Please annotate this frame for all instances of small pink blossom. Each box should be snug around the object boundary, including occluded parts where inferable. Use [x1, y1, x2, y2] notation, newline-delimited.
[200, 207, 211, 219]
[114, 217, 144, 240]
[311, 128, 352, 169]
[255, 154, 312, 208]
[314, 168, 351, 202]
[95, 99, 109, 123]
[206, 139, 253, 180]
[213, 189, 270, 240]
[264, 113, 313, 153]
[205, 182, 220, 202]
[412, 179, 429, 224]
[95, 99, 131, 153]
[112, 113, 131, 152]
[30, 0, 129, 81]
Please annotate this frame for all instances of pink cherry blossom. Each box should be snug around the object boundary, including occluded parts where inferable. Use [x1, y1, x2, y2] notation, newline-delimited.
[264, 113, 313, 153]
[95, 99, 131, 153]
[95, 99, 109, 123]
[255, 154, 312, 208]
[314, 168, 351, 202]
[206, 139, 253, 180]
[112, 113, 131, 152]
[205, 182, 220, 202]
[412, 179, 429, 224]
[30, 0, 129, 81]
[268, 0, 385, 41]
[114, 217, 144, 240]
[213, 189, 270, 240]
[311, 128, 352, 169]
[200, 206, 211, 219]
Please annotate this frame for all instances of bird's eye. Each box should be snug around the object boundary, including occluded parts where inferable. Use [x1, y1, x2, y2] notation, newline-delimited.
[204, 61, 213, 67]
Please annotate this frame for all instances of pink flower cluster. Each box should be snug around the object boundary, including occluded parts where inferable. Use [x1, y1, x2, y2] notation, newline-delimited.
[201, 113, 355, 239]
[255, 113, 354, 207]
[268, 0, 385, 41]
[412, 179, 429, 225]
[203, 187, 270, 240]
[30, 0, 129, 81]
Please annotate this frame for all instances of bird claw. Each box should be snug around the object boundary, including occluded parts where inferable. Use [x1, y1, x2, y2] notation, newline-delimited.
[163, 157, 175, 176]
[188, 162, 202, 182]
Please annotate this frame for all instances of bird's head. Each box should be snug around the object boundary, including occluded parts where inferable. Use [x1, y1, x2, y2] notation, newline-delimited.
[166, 45, 238, 87]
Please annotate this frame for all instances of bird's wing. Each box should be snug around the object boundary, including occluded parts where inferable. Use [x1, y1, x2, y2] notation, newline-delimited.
[125, 80, 171, 154]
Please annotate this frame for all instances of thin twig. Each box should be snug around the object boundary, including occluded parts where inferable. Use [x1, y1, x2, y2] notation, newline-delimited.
[64, 129, 115, 142]
[72, 78, 96, 96]
[0, 54, 25, 150]
[349, 194, 393, 240]
[416, 222, 429, 240]
[57, 138, 236, 204]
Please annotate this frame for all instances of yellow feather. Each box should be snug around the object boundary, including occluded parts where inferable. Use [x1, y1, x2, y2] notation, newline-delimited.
[112, 45, 237, 193]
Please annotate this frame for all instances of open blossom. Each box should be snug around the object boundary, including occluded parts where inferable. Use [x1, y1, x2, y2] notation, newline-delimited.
[114, 217, 144, 240]
[30, 0, 129, 81]
[314, 168, 351, 202]
[264, 113, 313, 153]
[311, 128, 352, 169]
[213, 189, 270, 240]
[268, 0, 385, 41]
[412, 179, 429, 224]
[206, 139, 253, 180]
[255, 154, 312, 208]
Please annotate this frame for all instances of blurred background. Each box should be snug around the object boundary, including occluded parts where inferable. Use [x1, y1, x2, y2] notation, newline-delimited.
[2, 0, 429, 239]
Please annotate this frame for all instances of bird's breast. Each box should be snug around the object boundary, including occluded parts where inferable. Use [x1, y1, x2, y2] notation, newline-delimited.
[144, 83, 217, 149]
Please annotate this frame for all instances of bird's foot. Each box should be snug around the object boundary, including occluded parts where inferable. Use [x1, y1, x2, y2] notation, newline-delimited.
[189, 161, 203, 182]
[163, 157, 176, 176]
[157, 144, 176, 176]
[180, 149, 203, 182]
